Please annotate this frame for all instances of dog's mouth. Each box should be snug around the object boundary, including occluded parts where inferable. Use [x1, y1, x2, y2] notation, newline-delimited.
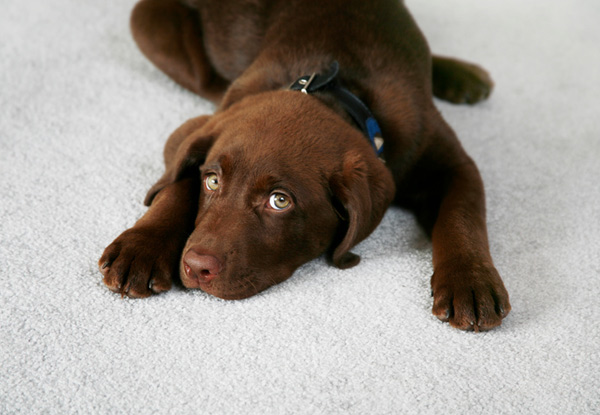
[185, 278, 267, 300]
[201, 285, 260, 300]
[180, 259, 274, 300]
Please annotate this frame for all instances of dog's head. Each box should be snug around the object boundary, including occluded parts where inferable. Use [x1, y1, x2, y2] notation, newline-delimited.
[146, 91, 395, 299]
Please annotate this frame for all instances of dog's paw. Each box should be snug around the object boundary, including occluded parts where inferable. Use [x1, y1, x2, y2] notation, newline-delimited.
[430, 260, 510, 331]
[433, 59, 494, 105]
[99, 227, 179, 298]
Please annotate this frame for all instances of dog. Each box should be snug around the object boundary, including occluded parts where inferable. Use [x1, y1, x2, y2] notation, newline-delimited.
[99, 0, 511, 331]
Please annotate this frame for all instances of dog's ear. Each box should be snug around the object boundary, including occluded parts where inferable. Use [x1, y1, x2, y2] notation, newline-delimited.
[144, 116, 215, 206]
[329, 151, 396, 269]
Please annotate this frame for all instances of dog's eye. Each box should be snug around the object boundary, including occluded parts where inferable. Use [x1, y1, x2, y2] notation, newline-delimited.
[268, 192, 291, 210]
[205, 173, 219, 191]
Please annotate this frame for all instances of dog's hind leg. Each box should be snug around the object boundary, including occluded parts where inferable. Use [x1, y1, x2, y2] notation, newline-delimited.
[431, 56, 494, 104]
[130, 0, 229, 103]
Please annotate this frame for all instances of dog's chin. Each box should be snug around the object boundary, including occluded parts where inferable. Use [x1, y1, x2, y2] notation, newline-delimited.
[180, 271, 277, 300]
[203, 288, 258, 301]
[179, 256, 301, 299]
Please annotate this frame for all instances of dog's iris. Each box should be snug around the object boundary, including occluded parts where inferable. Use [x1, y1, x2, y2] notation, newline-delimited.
[269, 193, 291, 210]
[205, 174, 219, 191]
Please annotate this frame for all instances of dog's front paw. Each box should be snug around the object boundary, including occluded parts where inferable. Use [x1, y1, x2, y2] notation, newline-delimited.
[99, 227, 180, 298]
[431, 260, 510, 331]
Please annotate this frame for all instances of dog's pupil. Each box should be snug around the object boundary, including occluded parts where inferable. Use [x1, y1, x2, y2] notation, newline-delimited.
[276, 195, 288, 207]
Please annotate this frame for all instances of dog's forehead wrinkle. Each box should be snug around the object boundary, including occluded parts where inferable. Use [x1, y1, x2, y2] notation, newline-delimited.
[221, 91, 351, 147]
[218, 153, 233, 174]
[214, 137, 331, 178]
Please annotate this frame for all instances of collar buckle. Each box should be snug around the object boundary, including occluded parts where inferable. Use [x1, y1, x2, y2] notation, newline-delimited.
[298, 72, 317, 94]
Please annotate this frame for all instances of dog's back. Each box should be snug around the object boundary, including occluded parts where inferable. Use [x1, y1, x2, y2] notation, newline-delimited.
[189, 0, 430, 89]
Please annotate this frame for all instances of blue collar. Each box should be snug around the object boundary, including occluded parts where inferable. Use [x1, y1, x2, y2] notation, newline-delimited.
[289, 61, 384, 159]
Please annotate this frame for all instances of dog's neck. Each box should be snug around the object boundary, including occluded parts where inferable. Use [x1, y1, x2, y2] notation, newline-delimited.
[218, 60, 384, 159]
[287, 61, 384, 158]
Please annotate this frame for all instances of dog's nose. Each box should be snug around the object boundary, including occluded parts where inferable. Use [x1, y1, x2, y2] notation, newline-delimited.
[182, 251, 222, 283]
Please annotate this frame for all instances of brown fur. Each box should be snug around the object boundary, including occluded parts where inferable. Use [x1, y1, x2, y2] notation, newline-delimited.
[99, 0, 510, 331]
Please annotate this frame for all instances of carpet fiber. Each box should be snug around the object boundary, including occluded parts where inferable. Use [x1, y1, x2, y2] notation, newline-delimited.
[1, 0, 599, 413]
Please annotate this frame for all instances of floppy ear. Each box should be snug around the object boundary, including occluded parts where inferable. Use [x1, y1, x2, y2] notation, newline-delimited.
[144, 117, 215, 206]
[329, 151, 396, 269]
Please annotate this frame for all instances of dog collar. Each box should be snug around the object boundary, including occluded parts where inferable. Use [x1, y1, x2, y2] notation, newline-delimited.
[289, 61, 384, 158]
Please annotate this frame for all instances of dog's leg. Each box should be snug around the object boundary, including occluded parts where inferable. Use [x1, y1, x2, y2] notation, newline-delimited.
[99, 176, 199, 298]
[432, 56, 494, 104]
[130, 0, 228, 102]
[430, 160, 511, 331]
[99, 115, 210, 297]
[414, 124, 511, 331]
[394, 118, 510, 331]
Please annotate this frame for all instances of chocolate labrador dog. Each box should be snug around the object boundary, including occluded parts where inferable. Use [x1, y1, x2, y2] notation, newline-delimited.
[99, 0, 511, 331]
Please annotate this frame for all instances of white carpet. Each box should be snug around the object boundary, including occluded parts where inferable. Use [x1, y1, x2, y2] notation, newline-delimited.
[1, 0, 599, 413]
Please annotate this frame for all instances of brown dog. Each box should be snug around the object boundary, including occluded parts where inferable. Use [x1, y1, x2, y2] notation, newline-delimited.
[99, 0, 510, 331]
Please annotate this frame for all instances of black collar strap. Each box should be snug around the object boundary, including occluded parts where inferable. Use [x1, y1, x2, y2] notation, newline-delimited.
[289, 61, 384, 159]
